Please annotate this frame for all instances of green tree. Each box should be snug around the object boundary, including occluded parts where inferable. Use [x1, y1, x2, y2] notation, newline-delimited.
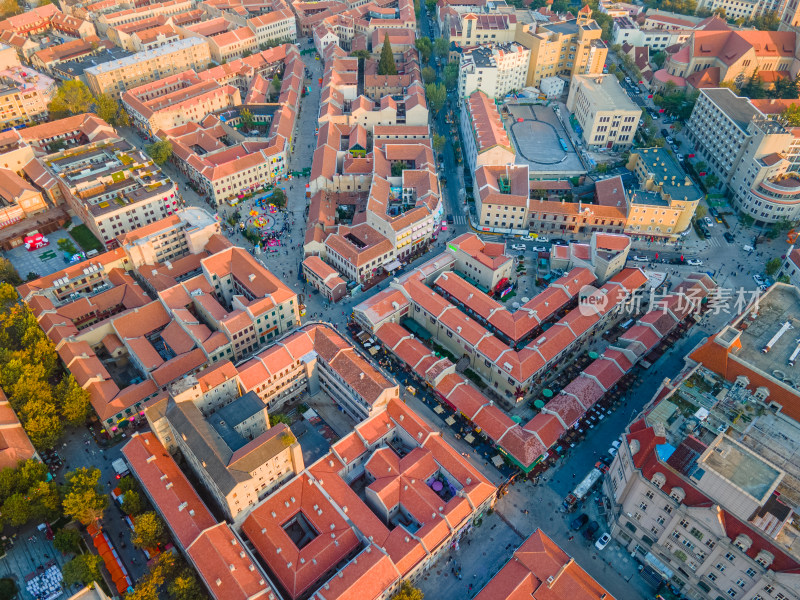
[766, 257, 782, 276]
[0, 578, 17, 600]
[240, 108, 255, 132]
[167, 570, 205, 600]
[421, 66, 436, 84]
[122, 489, 144, 516]
[54, 375, 91, 426]
[652, 51, 667, 69]
[739, 74, 768, 99]
[391, 581, 424, 600]
[28, 480, 61, 521]
[271, 74, 281, 95]
[748, 11, 780, 30]
[145, 140, 173, 165]
[425, 82, 446, 112]
[63, 554, 104, 588]
[21, 400, 62, 450]
[391, 161, 408, 176]
[133, 512, 166, 549]
[280, 432, 296, 447]
[694, 204, 707, 220]
[118, 475, 140, 495]
[1, 492, 30, 526]
[414, 37, 432, 64]
[704, 173, 720, 189]
[271, 413, 291, 425]
[781, 104, 800, 126]
[434, 37, 449, 60]
[378, 34, 397, 76]
[54, 529, 82, 555]
[592, 10, 612, 40]
[95, 93, 122, 125]
[62, 467, 108, 525]
[350, 49, 371, 60]
[771, 75, 798, 99]
[0, 258, 21, 286]
[0, 0, 20, 18]
[433, 133, 445, 155]
[49, 81, 95, 118]
[443, 61, 459, 90]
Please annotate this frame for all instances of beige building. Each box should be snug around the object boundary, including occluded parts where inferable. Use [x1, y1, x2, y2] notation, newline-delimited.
[625, 147, 702, 240]
[116, 207, 221, 268]
[0, 168, 48, 228]
[567, 74, 641, 149]
[85, 37, 211, 99]
[146, 390, 304, 524]
[458, 42, 530, 99]
[515, 6, 607, 88]
[43, 139, 181, 248]
[0, 64, 56, 127]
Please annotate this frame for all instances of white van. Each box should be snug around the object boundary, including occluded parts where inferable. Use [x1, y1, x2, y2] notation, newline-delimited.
[743, 245, 754, 252]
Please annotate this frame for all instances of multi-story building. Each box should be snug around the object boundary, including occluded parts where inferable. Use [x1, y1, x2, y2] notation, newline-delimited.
[625, 147, 702, 239]
[239, 398, 497, 600]
[122, 70, 242, 136]
[42, 138, 181, 248]
[0, 62, 56, 127]
[93, 0, 195, 35]
[85, 37, 212, 98]
[697, 0, 781, 21]
[123, 432, 283, 600]
[566, 74, 640, 149]
[146, 389, 304, 523]
[302, 255, 347, 301]
[459, 90, 516, 177]
[457, 42, 530, 99]
[687, 88, 800, 225]
[442, 10, 518, 49]
[515, 6, 607, 88]
[18, 212, 300, 435]
[30, 36, 113, 74]
[602, 283, 800, 600]
[612, 12, 728, 50]
[656, 30, 797, 91]
[0, 168, 48, 228]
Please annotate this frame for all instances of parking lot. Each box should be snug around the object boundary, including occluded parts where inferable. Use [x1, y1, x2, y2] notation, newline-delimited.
[506, 104, 585, 176]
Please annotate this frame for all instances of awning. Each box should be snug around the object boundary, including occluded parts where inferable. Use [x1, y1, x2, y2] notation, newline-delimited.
[368, 346, 378, 355]
[491, 455, 505, 467]
[445, 416, 456, 426]
[464, 433, 475, 443]
[645, 552, 674, 580]
[384, 259, 402, 271]
[434, 405, 444, 414]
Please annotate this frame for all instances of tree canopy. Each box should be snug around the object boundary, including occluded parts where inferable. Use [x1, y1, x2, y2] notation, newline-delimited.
[391, 581, 424, 600]
[145, 140, 173, 165]
[54, 528, 82, 555]
[433, 37, 450, 60]
[415, 37, 432, 64]
[62, 467, 108, 526]
[421, 66, 436, 84]
[63, 555, 104, 588]
[49, 81, 95, 118]
[132, 512, 167, 549]
[425, 83, 446, 112]
[378, 34, 398, 76]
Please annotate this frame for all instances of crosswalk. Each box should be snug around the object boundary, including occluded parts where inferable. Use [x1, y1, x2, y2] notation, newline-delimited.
[703, 236, 725, 249]
[451, 215, 468, 225]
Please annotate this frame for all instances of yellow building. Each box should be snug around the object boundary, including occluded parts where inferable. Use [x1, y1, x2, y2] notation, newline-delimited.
[515, 5, 607, 88]
[625, 147, 702, 240]
[566, 74, 641, 149]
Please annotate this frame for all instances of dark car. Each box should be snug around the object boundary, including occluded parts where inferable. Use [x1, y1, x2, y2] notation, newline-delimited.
[709, 207, 719, 217]
[570, 514, 589, 531]
[724, 231, 735, 243]
[583, 521, 600, 540]
[446, 215, 454, 224]
[551, 239, 569, 246]
[660, 128, 669, 137]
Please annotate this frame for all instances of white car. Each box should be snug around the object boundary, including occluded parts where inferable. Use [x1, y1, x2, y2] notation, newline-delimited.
[666, 136, 674, 144]
[677, 153, 684, 162]
[595, 533, 611, 551]
[535, 236, 549, 243]
[608, 446, 618, 457]
[687, 259, 703, 266]
[753, 274, 765, 286]
[531, 246, 548, 252]
[631, 256, 649, 262]
[511, 244, 527, 251]
[610, 440, 621, 449]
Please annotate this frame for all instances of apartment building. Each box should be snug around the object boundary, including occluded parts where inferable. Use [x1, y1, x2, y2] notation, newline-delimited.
[0, 4, 95, 39]
[310, 0, 415, 55]
[566, 74, 640, 149]
[687, 88, 800, 225]
[0, 168, 48, 228]
[18, 212, 299, 434]
[235, 323, 398, 420]
[42, 138, 181, 247]
[239, 399, 496, 600]
[443, 11, 518, 48]
[603, 286, 800, 599]
[625, 147, 702, 239]
[122, 70, 242, 136]
[85, 37, 212, 99]
[145, 390, 304, 523]
[697, 0, 781, 20]
[459, 89, 516, 176]
[122, 432, 282, 600]
[0, 63, 56, 127]
[302, 255, 347, 301]
[612, 12, 728, 50]
[515, 6, 607, 88]
[458, 42, 530, 99]
[30, 36, 113, 74]
[94, 0, 195, 35]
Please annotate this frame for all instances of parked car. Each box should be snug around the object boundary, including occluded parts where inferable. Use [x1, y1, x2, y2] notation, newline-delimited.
[753, 274, 766, 286]
[660, 128, 669, 137]
[709, 207, 719, 217]
[570, 514, 589, 531]
[631, 255, 648, 262]
[610, 440, 621, 450]
[704, 216, 714, 227]
[583, 521, 600, 540]
[724, 232, 735, 243]
[446, 215, 454, 224]
[677, 153, 684, 162]
[666, 136, 674, 144]
[531, 245, 548, 252]
[608, 446, 618, 457]
[595, 533, 611, 551]
[687, 259, 703, 266]
[535, 235, 549, 243]
[511, 244, 527, 251]
[551, 239, 568, 246]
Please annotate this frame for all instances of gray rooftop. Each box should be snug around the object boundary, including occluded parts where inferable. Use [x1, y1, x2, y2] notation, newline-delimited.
[699, 435, 782, 502]
[211, 391, 265, 452]
[702, 88, 760, 133]
[634, 147, 703, 203]
[546, 19, 580, 35]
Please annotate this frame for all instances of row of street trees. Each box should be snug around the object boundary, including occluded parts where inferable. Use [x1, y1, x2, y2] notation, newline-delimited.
[48, 80, 129, 127]
[0, 282, 92, 449]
